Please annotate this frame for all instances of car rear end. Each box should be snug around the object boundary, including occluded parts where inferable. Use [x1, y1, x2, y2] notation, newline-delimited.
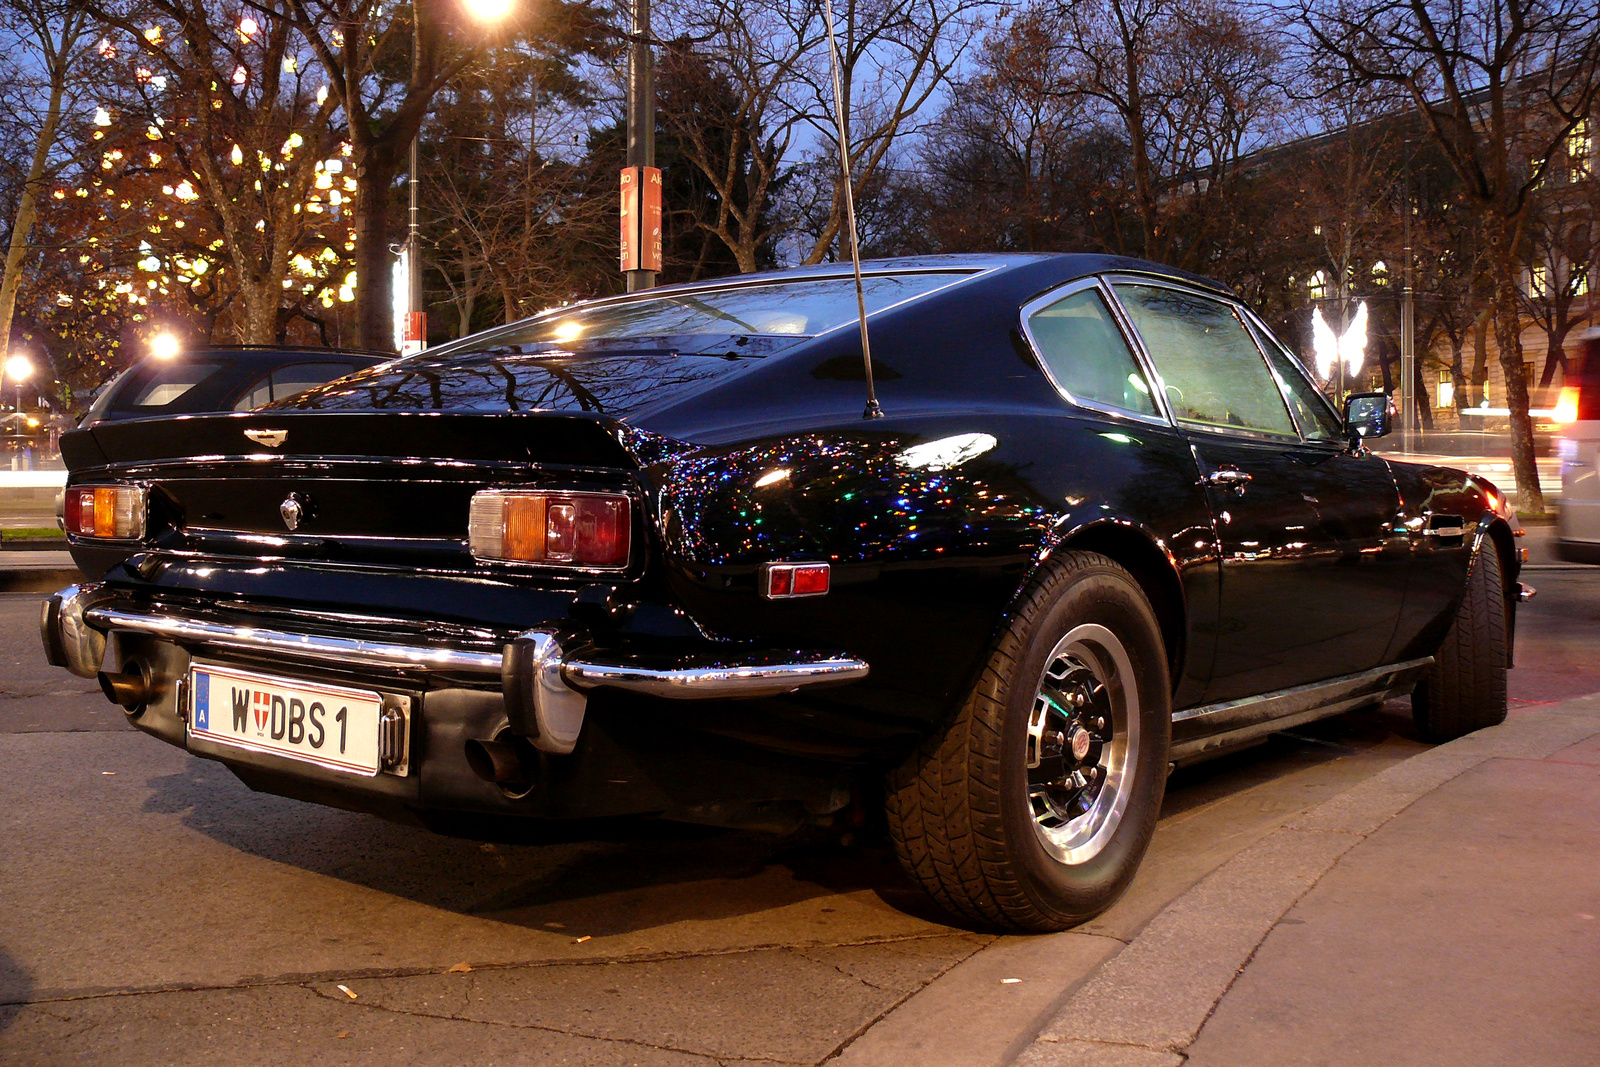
[39, 406, 877, 830]
[1556, 329, 1600, 563]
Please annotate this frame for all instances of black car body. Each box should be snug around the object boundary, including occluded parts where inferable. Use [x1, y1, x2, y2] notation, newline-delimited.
[41, 255, 1525, 930]
[79, 346, 387, 426]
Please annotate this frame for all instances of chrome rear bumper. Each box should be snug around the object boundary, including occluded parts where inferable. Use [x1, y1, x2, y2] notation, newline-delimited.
[42, 584, 869, 756]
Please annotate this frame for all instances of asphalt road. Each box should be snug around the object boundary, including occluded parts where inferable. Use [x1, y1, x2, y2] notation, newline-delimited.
[2, 555, 1596, 1067]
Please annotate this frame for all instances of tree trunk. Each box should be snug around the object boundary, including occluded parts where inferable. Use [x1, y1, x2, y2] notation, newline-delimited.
[239, 281, 280, 344]
[1449, 339, 1467, 413]
[0, 68, 65, 360]
[1412, 355, 1434, 431]
[1491, 264, 1545, 514]
[352, 154, 401, 352]
[1470, 307, 1491, 407]
[1539, 326, 1571, 388]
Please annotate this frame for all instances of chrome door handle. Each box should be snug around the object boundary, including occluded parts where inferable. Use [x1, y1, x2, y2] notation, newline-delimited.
[1204, 468, 1253, 494]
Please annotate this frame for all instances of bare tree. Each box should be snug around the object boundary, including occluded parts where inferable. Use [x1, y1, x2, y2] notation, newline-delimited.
[0, 0, 95, 361]
[794, 0, 988, 265]
[1303, 0, 1600, 515]
[653, 0, 815, 273]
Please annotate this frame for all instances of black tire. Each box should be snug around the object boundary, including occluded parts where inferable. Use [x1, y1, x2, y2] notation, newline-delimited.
[884, 550, 1171, 932]
[1412, 540, 1509, 743]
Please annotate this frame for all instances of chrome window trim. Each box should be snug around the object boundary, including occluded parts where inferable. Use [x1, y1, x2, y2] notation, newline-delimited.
[1018, 277, 1176, 428]
[1101, 275, 1303, 444]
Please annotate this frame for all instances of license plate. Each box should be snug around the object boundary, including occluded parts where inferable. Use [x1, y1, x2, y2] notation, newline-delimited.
[187, 663, 387, 777]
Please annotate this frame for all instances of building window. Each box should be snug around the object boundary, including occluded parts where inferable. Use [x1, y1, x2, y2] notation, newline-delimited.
[1524, 363, 1537, 388]
[1575, 266, 1590, 298]
[1372, 260, 1389, 287]
[1569, 119, 1592, 180]
[1308, 270, 1328, 300]
[1438, 370, 1454, 408]
[1529, 264, 1549, 294]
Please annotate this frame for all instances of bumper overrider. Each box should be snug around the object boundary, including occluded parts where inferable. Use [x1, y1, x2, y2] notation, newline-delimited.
[41, 584, 870, 825]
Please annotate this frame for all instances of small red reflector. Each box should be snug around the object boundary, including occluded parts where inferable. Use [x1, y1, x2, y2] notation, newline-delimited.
[763, 562, 830, 599]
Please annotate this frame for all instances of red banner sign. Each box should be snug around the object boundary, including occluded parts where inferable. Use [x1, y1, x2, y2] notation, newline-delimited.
[620, 166, 663, 273]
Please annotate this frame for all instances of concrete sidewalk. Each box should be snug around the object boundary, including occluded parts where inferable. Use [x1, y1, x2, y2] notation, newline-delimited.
[1015, 694, 1600, 1067]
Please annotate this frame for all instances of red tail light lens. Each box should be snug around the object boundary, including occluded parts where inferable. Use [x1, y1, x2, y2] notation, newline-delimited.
[762, 562, 830, 599]
[469, 489, 631, 568]
[62, 485, 147, 539]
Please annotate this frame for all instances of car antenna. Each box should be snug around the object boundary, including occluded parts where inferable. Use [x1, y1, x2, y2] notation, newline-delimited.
[821, 0, 883, 420]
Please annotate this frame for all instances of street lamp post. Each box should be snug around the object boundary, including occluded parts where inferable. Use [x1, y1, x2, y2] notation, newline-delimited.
[404, 0, 515, 354]
[622, 0, 658, 293]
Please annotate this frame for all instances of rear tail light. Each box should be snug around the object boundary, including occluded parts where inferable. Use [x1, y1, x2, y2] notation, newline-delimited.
[62, 485, 147, 539]
[469, 489, 631, 568]
[762, 562, 830, 599]
[1554, 386, 1579, 424]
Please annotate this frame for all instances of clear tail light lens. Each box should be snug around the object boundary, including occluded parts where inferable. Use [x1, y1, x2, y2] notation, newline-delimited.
[469, 489, 631, 568]
[63, 485, 148, 539]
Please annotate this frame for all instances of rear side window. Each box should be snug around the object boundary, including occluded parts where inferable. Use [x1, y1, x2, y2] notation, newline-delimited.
[1027, 288, 1158, 418]
[122, 361, 228, 409]
[234, 362, 357, 411]
[1114, 284, 1297, 437]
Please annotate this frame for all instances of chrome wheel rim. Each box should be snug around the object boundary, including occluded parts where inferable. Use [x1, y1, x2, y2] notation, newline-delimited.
[1025, 623, 1139, 865]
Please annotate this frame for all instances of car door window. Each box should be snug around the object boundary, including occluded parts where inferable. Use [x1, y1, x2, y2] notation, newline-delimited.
[1113, 284, 1296, 437]
[1026, 287, 1159, 418]
[1245, 319, 1344, 441]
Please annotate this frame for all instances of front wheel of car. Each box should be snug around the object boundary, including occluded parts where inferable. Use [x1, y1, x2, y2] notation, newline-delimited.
[884, 550, 1171, 932]
[1412, 540, 1509, 743]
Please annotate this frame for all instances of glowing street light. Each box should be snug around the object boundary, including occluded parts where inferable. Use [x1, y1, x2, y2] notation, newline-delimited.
[5, 353, 34, 412]
[150, 333, 181, 360]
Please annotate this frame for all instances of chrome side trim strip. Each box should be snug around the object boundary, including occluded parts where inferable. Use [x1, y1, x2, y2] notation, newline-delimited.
[1169, 657, 1434, 766]
[1172, 658, 1434, 725]
[562, 654, 870, 699]
[83, 605, 505, 674]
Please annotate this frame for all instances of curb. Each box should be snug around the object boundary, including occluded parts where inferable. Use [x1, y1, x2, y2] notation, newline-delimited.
[1011, 694, 1600, 1066]
[0, 568, 82, 594]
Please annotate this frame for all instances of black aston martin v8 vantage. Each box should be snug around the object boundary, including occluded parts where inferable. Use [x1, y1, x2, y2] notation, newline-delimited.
[41, 254, 1528, 932]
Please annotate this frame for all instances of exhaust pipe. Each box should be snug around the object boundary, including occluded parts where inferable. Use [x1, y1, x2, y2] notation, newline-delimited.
[465, 732, 540, 796]
[99, 661, 153, 714]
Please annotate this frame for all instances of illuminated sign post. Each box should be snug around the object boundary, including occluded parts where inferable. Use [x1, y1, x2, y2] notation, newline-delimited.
[620, 166, 663, 277]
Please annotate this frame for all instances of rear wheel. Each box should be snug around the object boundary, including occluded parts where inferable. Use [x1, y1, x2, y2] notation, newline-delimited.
[884, 551, 1171, 932]
[1413, 540, 1509, 743]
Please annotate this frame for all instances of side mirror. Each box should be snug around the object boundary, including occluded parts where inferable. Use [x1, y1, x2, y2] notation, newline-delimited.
[1344, 391, 1395, 445]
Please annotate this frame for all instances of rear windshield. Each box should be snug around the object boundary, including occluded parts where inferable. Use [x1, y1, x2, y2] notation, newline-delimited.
[117, 360, 228, 410]
[431, 273, 970, 359]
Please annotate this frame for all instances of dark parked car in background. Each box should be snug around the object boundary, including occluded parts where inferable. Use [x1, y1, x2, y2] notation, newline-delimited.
[78, 345, 387, 426]
[41, 255, 1527, 932]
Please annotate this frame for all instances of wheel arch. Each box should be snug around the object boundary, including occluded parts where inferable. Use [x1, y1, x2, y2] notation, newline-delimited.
[1040, 520, 1188, 692]
[1477, 515, 1520, 668]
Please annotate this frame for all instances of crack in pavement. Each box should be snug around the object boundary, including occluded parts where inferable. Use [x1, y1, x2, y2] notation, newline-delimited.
[0, 930, 975, 1009]
[303, 981, 815, 1065]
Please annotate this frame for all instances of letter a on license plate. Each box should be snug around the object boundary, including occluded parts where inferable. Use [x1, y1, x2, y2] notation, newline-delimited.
[188, 663, 386, 776]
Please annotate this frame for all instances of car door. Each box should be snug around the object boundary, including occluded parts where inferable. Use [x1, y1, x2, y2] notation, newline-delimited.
[1109, 280, 1403, 704]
